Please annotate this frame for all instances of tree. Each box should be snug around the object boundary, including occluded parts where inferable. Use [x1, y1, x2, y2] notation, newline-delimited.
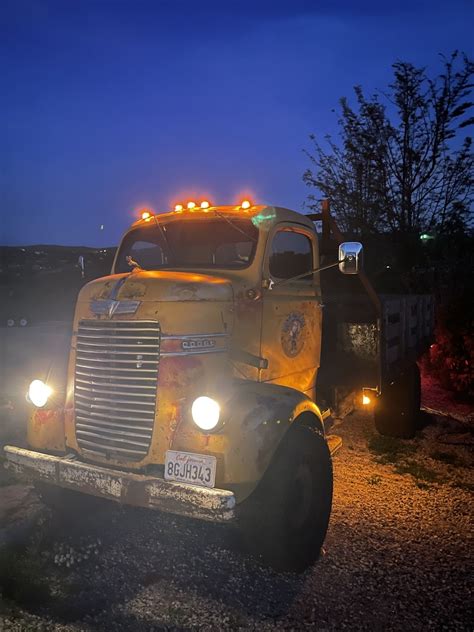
[304, 52, 474, 236]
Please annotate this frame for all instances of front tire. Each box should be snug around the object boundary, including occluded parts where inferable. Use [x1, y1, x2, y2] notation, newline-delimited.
[239, 424, 333, 572]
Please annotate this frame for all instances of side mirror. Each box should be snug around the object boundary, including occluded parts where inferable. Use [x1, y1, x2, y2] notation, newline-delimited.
[77, 255, 85, 279]
[339, 242, 363, 275]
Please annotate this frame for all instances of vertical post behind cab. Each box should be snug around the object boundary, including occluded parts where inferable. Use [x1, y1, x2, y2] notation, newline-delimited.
[309, 199, 384, 398]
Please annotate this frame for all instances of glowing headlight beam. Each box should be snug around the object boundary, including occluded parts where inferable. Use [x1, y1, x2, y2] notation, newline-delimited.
[28, 379, 52, 408]
[191, 396, 220, 431]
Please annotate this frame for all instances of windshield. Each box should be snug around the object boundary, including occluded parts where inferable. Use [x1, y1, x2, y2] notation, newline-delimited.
[115, 218, 259, 272]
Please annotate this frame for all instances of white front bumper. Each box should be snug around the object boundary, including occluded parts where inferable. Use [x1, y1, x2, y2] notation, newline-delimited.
[4, 445, 236, 523]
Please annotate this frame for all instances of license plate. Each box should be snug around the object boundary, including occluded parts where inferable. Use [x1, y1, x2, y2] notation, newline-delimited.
[164, 450, 216, 488]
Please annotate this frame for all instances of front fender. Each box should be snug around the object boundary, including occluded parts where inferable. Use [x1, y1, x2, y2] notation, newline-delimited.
[171, 381, 324, 503]
[27, 407, 66, 453]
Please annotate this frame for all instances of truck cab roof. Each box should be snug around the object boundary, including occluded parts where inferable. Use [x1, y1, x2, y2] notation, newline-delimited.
[132, 205, 315, 233]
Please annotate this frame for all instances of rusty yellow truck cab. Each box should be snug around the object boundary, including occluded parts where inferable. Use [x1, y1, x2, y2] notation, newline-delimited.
[6, 200, 431, 570]
[54, 206, 325, 496]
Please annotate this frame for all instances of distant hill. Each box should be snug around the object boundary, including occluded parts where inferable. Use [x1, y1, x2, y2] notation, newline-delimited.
[0, 245, 117, 325]
[0, 244, 116, 276]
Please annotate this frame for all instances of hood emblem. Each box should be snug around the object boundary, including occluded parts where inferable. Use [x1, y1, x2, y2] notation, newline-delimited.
[182, 338, 216, 350]
[90, 299, 140, 318]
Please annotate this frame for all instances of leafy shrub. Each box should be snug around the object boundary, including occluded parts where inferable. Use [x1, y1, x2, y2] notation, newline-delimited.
[427, 302, 474, 400]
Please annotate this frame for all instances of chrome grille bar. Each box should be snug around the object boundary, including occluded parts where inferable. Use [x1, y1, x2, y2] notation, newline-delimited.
[77, 340, 160, 348]
[76, 356, 157, 364]
[74, 319, 160, 461]
[78, 439, 146, 457]
[75, 415, 152, 432]
[75, 362, 157, 373]
[76, 423, 151, 440]
[78, 325, 161, 332]
[78, 407, 153, 419]
[77, 348, 159, 356]
[75, 377, 156, 388]
[76, 429, 150, 447]
[75, 385, 156, 398]
[75, 393, 155, 407]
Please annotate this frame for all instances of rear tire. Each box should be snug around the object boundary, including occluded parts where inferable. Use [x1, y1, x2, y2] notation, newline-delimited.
[374, 362, 421, 439]
[238, 424, 333, 572]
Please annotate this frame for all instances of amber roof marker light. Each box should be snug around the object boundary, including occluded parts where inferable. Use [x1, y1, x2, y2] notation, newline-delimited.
[241, 199, 252, 210]
[174, 204, 184, 212]
[140, 209, 152, 221]
[187, 201, 196, 210]
[200, 200, 210, 209]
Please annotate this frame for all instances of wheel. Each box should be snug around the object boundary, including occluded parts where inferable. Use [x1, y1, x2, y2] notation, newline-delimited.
[374, 362, 421, 439]
[238, 424, 333, 572]
[19, 318, 28, 327]
[6, 318, 15, 327]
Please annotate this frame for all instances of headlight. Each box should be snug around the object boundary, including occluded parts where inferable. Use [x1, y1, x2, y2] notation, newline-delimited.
[191, 396, 220, 431]
[27, 379, 53, 408]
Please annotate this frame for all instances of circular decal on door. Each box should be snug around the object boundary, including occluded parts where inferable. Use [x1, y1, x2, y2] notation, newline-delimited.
[281, 312, 306, 357]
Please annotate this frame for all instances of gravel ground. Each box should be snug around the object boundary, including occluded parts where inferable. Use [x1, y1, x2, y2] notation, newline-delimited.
[0, 410, 472, 631]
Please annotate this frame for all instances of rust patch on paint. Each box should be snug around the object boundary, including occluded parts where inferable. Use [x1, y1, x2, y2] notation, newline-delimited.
[159, 356, 202, 389]
[34, 409, 59, 425]
[234, 291, 262, 318]
[91, 281, 114, 300]
[171, 283, 200, 300]
[119, 281, 146, 299]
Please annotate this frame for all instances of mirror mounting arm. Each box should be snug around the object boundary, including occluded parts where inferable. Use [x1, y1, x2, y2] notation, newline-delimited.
[265, 260, 343, 290]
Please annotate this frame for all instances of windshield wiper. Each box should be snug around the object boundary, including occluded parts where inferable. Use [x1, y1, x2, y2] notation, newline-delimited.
[212, 210, 258, 243]
[153, 215, 175, 260]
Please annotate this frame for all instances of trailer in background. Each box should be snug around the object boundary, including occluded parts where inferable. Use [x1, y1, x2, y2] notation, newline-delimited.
[309, 201, 435, 437]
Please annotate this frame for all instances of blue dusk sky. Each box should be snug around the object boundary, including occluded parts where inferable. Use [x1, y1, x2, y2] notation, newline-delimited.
[2, 0, 473, 246]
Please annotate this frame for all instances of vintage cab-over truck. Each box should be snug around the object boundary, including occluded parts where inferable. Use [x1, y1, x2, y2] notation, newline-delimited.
[4, 200, 433, 570]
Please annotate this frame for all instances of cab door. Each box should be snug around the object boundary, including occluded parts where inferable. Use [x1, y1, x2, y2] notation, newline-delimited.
[259, 224, 321, 397]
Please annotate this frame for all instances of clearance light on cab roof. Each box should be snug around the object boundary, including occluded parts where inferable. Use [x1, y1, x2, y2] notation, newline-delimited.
[172, 198, 254, 212]
[140, 208, 153, 222]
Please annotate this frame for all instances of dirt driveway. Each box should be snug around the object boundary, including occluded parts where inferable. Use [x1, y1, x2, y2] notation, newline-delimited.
[0, 410, 472, 631]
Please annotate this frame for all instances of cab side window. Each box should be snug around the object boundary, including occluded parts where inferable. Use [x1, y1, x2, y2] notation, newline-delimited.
[269, 230, 313, 281]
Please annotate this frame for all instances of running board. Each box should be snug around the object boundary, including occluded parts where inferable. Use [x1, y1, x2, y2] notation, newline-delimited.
[326, 434, 343, 455]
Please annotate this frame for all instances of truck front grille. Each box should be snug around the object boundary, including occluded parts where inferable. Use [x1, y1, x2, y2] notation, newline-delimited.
[74, 320, 160, 461]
